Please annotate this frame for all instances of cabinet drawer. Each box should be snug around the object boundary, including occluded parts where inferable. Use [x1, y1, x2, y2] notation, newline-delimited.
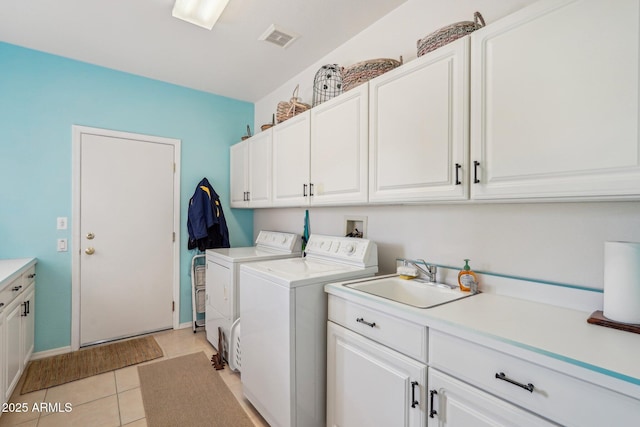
[0, 276, 23, 310]
[429, 330, 640, 426]
[22, 265, 36, 286]
[328, 295, 427, 362]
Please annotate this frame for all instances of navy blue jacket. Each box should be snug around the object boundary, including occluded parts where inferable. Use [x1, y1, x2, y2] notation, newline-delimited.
[187, 178, 230, 251]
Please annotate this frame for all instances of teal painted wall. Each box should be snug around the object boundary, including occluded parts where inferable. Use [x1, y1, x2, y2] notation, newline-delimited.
[0, 42, 254, 352]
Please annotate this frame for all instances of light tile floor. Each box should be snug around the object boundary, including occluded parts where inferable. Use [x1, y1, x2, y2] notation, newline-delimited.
[0, 328, 269, 427]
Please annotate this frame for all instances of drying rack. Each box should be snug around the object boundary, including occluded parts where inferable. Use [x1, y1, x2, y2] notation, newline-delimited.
[191, 254, 206, 333]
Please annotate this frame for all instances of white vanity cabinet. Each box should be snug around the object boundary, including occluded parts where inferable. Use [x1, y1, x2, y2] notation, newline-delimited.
[470, 0, 640, 200]
[326, 295, 427, 427]
[230, 129, 272, 208]
[368, 37, 469, 203]
[1, 260, 36, 406]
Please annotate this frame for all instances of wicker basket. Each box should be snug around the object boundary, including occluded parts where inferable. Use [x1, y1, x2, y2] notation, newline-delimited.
[276, 85, 311, 123]
[342, 57, 403, 91]
[417, 12, 485, 57]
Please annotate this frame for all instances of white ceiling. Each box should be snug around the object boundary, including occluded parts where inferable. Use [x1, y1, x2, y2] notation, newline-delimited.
[0, 0, 407, 102]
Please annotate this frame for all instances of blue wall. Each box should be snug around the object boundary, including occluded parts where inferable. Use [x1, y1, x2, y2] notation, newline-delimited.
[0, 42, 254, 352]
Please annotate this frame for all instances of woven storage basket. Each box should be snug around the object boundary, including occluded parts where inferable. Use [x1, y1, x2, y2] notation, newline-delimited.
[342, 57, 403, 91]
[276, 85, 311, 123]
[417, 12, 485, 57]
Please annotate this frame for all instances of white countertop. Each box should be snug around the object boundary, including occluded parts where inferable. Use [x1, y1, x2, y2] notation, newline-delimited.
[0, 258, 37, 290]
[325, 279, 640, 399]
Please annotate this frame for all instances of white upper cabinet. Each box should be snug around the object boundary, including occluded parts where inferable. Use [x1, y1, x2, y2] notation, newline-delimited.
[272, 110, 311, 206]
[310, 83, 369, 205]
[229, 139, 249, 208]
[369, 37, 470, 203]
[470, 0, 640, 200]
[247, 130, 272, 207]
[230, 129, 272, 208]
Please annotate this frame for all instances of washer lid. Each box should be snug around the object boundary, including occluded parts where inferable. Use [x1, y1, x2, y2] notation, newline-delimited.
[240, 257, 378, 288]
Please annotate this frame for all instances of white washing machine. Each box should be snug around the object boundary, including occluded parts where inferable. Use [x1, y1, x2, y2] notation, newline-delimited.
[205, 230, 302, 360]
[239, 234, 378, 427]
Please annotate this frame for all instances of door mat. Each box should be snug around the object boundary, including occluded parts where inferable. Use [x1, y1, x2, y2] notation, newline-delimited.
[20, 335, 163, 394]
[138, 351, 254, 427]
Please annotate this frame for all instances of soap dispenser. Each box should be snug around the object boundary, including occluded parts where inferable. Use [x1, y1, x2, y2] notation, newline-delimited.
[458, 259, 477, 292]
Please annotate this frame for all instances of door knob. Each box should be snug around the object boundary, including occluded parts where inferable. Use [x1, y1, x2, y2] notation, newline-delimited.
[86, 232, 95, 240]
[85, 247, 95, 255]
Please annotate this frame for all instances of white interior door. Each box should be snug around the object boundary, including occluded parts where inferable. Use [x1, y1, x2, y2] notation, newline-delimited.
[75, 128, 178, 346]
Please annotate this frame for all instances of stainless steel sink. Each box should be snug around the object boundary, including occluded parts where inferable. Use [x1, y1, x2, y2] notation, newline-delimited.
[345, 275, 474, 308]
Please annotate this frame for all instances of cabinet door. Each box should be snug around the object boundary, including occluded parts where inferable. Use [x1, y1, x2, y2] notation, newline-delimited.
[21, 285, 35, 367]
[248, 129, 272, 207]
[205, 260, 231, 355]
[310, 84, 368, 205]
[470, 0, 640, 200]
[229, 140, 249, 208]
[4, 299, 22, 401]
[272, 111, 311, 206]
[0, 311, 5, 405]
[428, 368, 554, 427]
[369, 37, 469, 203]
[327, 322, 426, 427]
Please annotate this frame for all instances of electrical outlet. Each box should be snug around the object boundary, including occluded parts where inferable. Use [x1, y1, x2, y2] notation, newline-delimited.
[57, 217, 68, 230]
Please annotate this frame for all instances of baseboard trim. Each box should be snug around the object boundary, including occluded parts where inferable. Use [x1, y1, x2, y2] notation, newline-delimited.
[178, 322, 192, 329]
[31, 346, 72, 360]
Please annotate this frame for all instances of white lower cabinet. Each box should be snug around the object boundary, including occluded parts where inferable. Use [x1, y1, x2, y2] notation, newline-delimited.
[1, 263, 36, 407]
[327, 322, 427, 427]
[20, 284, 35, 368]
[429, 329, 640, 427]
[428, 368, 553, 426]
[4, 296, 22, 402]
[0, 311, 4, 405]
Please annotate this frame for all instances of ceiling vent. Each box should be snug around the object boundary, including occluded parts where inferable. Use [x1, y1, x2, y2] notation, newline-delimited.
[259, 24, 298, 48]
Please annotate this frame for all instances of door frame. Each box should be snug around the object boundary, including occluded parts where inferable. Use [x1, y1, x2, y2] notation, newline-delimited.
[71, 125, 181, 351]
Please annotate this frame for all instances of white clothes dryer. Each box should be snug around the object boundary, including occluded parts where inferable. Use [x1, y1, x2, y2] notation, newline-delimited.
[205, 230, 301, 360]
[239, 234, 378, 427]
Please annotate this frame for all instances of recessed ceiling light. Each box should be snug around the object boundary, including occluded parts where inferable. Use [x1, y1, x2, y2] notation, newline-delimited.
[172, 0, 230, 30]
[258, 24, 299, 48]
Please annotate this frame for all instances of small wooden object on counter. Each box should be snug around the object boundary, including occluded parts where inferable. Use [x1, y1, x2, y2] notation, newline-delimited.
[587, 310, 640, 334]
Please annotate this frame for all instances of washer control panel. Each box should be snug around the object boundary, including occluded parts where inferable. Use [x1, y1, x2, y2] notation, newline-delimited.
[305, 235, 377, 267]
[255, 231, 302, 253]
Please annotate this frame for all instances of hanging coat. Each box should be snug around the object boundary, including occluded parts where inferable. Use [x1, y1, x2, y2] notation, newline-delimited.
[187, 177, 230, 251]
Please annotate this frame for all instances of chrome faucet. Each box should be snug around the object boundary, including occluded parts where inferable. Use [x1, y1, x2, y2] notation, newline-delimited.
[407, 259, 437, 283]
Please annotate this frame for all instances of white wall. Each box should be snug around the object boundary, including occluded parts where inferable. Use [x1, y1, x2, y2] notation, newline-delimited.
[254, 202, 640, 290]
[252, 0, 640, 292]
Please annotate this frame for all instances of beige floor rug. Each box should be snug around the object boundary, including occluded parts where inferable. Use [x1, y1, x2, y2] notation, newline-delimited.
[138, 352, 254, 427]
[21, 335, 163, 394]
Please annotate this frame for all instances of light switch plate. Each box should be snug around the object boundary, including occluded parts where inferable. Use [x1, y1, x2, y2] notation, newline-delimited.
[57, 238, 68, 252]
[57, 217, 68, 230]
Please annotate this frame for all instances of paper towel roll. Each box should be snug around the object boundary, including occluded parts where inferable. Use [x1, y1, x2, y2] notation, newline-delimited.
[603, 241, 640, 324]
